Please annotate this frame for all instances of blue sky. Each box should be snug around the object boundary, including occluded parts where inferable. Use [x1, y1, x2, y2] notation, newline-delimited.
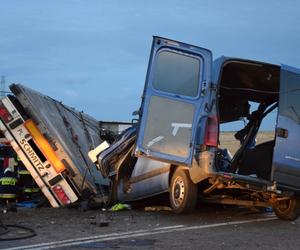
[0, 1, 299, 130]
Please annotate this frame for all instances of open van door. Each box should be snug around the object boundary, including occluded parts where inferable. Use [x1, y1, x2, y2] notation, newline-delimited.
[272, 65, 300, 189]
[135, 37, 212, 165]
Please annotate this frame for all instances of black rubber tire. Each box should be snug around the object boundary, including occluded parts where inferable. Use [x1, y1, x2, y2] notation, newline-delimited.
[273, 198, 300, 221]
[169, 169, 198, 214]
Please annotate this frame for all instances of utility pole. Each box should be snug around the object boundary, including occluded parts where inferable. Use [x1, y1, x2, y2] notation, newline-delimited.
[0, 76, 5, 98]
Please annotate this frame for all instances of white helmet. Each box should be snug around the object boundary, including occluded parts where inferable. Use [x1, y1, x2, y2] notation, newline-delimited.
[4, 168, 13, 174]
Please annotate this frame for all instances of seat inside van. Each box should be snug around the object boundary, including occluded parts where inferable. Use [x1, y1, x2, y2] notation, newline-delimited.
[217, 60, 280, 180]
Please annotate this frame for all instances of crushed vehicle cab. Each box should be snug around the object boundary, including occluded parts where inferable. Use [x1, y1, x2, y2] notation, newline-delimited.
[94, 36, 300, 220]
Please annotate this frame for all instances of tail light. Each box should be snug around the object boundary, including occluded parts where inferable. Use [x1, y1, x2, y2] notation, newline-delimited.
[0, 103, 13, 123]
[52, 185, 71, 205]
[204, 115, 218, 147]
[24, 119, 65, 173]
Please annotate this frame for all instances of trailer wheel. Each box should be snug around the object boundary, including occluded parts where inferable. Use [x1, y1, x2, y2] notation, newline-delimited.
[273, 198, 300, 220]
[169, 169, 197, 214]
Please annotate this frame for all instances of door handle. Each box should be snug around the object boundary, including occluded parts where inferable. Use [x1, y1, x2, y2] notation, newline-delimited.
[276, 127, 288, 138]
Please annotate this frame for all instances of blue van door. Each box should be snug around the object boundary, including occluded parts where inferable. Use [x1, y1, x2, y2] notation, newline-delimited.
[135, 37, 212, 165]
[272, 65, 300, 188]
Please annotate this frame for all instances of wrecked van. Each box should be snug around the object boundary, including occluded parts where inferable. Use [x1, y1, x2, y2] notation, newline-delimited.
[95, 36, 300, 220]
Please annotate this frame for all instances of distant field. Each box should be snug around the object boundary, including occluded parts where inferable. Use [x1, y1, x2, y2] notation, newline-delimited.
[219, 131, 275, 154]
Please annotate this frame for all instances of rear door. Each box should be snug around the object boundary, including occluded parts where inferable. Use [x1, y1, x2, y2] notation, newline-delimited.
[272, 65, 300, 188]
[135, 37, 212, 165]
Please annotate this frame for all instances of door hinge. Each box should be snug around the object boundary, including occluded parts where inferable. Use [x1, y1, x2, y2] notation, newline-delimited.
[205, 99, 215, 112]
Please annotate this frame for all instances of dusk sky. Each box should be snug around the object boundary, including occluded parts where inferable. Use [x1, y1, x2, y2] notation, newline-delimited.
[1, 1, 299, 130]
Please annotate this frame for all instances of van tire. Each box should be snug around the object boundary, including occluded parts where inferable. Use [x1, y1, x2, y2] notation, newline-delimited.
[169, 169, 197, 214]
[273, 198, 300, 220]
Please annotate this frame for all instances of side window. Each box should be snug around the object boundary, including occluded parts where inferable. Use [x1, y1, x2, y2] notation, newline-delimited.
[279, 69, 300, 123]
[152, 50, 201, 97]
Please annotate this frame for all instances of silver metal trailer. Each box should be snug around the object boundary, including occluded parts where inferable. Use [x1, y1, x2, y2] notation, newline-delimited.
[0, 84, 110, 207]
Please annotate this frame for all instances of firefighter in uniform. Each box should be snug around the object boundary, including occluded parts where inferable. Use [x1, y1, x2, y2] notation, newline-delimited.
[16, 156, 39, 200]
[0, 145, 14, 175]
[0, 167, 18, 212]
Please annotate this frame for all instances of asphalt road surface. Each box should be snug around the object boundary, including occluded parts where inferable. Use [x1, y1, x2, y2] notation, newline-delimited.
[1, 201, 300, 250]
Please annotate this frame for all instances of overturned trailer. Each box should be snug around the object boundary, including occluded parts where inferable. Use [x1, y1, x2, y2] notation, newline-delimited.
[0, 84, 125, 207]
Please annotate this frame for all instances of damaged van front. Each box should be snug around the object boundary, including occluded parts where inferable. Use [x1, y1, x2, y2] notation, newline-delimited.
[96, 36, 300, 220]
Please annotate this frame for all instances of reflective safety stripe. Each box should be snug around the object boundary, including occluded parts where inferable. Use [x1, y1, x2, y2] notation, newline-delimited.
[18, 170, 31, 175]
[0, 193, 17, 198]
[0, 177, 17, 186]
[23, 188, 39, 193]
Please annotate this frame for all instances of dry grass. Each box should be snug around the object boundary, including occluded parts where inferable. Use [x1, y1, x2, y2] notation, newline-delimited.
[219, 131, 275, 154]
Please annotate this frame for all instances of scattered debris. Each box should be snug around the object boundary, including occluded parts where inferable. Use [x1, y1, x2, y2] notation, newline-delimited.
[109, 203, 131, 212]
[144, 206, 172, 212]
[91, 214, 109, 227]
[0, 217, 37, 241]
[17, 201, 39, 208]
[265, 207, 273, 213]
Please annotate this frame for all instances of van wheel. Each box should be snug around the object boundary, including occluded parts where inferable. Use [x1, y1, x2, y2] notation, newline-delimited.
[169, 169, 197, 214]
[273, 198, 300, 220]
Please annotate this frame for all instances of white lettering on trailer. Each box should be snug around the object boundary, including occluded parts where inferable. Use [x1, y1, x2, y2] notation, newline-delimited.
[19, 138, 45, 172]
[17, 127, 24, 136]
